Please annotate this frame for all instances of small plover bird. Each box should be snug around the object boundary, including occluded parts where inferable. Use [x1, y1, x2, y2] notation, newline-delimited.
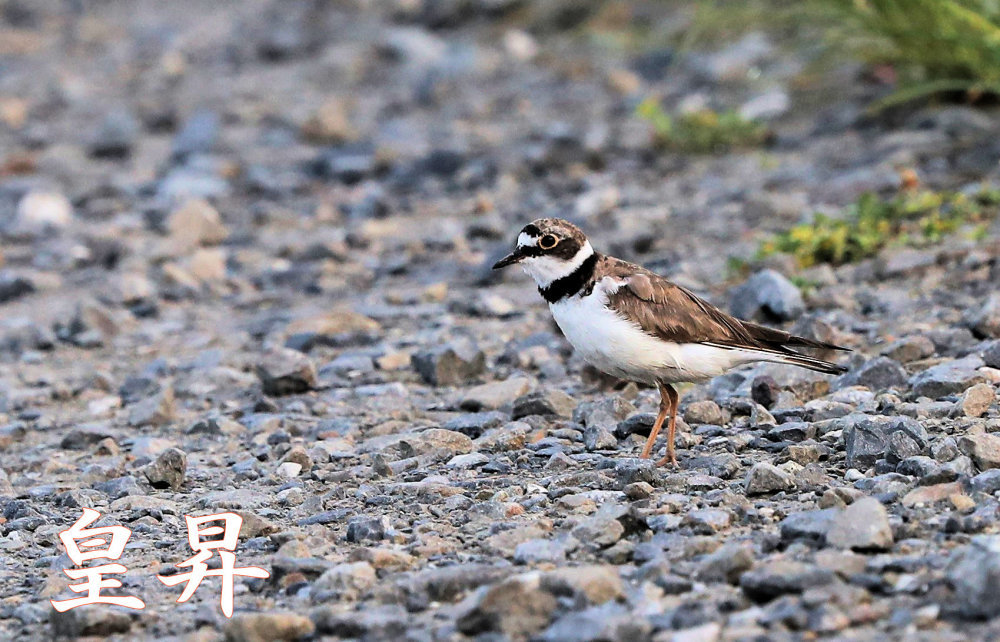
[493, 218, 848, 466]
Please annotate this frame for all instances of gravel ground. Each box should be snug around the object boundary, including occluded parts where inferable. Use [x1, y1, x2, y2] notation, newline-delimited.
[2, 1, 1000, 640]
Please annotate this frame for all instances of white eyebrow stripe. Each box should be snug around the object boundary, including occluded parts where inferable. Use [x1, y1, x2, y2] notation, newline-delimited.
[517, 232, 537, 248]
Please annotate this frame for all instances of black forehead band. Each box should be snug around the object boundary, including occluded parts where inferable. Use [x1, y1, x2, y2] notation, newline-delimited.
[520, 224, 541, 237]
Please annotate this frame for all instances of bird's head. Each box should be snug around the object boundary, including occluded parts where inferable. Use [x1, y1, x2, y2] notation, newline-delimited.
[492, 218, 595, 288]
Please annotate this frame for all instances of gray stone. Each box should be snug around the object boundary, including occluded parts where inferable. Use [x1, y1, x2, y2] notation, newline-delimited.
[740, 560, 834, 602]
[93, 476, 143, 499]
[361, 428, 472, 460]
[825, 497, 893, 551]
[685, 508, 732, 534]
[540, 565, 625, 604]
[836, 357, 907, 391]
[584, 424, 617, 451]
[224, 612, 314, 642]
[0, 274, 35, 304]
[257, 349, 318, 395]
[612, 458, 658, 487]
[637, 561, 694, 595]
[571, 513, 625, 548]
[739, 89, 790, 121]
[143, 447, 187, 490]
[89, 109, 139, 158]
[767, 422, 812, 442]
[780, 508, 838, 545]
[983, 340, 1000, 369]
[311, 604, 407, 639]
[685, 453, 741, 480]
[456, 574, 558, 637]
[50, 608, 132, 638]
[966, 294, 1000, 339]
[910, 355, 986, 399]
[946, 536, 1000, 619]
[346, 515, 390, 543]
[460, 377, 532, 410]
[537, 602, 645, 642]
[958, 383, 996, 418]
[443, 411, 506, 438]
[729, 269, 804, 322]
[447, 452, 489, 468]
[412, 339, 485, 386]
[684, 399, 724, 425]
[313, 561, 377, 600]
[745, 462, 795, 495]
[843, 414, 928, 468]
[171, 109, 220, 158]
[512, 389, 576, 419]
[751, 375, 780, 409]
[896, 456, 952, 484]
[15, 191, 72, 234]
[958, 433, 1000, 470]
[880, 335, 935, 364]
[615, 413, 656, 439]
[574, 396, 636, 428]
[968, 469, 1000, 494]
[60, 424, 114, 450]
[128, 386, 176, 427]
[514, 538, 568, 564]
[695, 541, 754, 584]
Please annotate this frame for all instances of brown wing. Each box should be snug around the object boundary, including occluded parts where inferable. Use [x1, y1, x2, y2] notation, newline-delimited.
[602, 257, 848, 356]
[604, 265, 756, 347]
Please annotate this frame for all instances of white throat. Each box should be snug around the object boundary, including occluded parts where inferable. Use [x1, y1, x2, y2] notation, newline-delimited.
[520, 240, 594, 289]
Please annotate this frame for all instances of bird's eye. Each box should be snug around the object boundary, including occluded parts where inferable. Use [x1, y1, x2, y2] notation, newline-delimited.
[539, 234, 558, 249]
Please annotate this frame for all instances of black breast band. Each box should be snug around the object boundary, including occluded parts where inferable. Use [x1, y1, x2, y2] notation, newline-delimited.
[538, 252, 598, 303]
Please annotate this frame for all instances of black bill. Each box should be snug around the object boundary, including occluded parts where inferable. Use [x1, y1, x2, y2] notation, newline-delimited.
[492, 248, 526, 270]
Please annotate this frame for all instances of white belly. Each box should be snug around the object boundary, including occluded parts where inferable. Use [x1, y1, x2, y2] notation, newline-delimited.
[548, 279, 768, 384]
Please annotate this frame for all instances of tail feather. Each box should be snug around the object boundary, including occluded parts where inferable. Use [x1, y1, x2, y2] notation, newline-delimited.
[782, 334, 851, 352]
[740, 320, 851, 353]
[703, 319, 851, 376]
[774, 351, 848, 375]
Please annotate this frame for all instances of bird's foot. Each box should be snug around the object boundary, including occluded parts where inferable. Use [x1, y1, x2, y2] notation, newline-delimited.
[655, 453, 678, 468]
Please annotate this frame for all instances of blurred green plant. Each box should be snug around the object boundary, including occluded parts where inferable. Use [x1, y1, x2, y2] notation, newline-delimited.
[636, 97, 769, 153]
[825, 0, 1000, 106]
[681, 0, 1000, 107]
[756, 186, 1000, 267]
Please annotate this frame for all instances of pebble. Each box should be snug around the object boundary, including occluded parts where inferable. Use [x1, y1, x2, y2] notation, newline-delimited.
[460, 377, 533, 410]
[825, 496, 893, 551]
[143, 447, 187, 489]
[966, 294, 1000, 339]
[910, 355, 986, 399]
[880, 336, 935, 364]
[128, 386, 177, 427]
[729, 269, 805, 322]
[740, 560, 834, 602]
[411, 339, 485, 386]
[958, 433, 1000, 470]
[745, 462, 796, 495]
[167, 198, 229, 248]
[456, 574, 558, 637]
[958, 383, 996, 417]
[223, 613, 314, 642]
[15, 191, 72, 233]
[843, 414, 927, 469]
[696, 541, 754, 584]
[256, 349, 318, 396]
[946, 536, 1000, 619]
[513, 389, 576, 419]
[837, 357, 907, 392]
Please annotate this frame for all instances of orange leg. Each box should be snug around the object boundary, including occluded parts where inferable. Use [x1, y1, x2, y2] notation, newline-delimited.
[655, 384, 679, 467]
[640, 381, 673, 459]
